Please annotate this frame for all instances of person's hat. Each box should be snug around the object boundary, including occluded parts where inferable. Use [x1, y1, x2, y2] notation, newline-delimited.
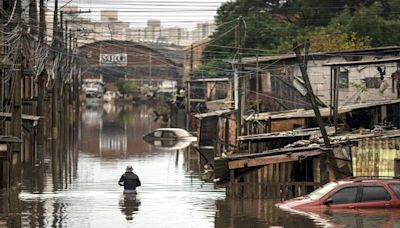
[126, 165, 133, 172]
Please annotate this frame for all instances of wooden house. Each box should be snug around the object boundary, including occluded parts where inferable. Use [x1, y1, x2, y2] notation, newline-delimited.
[237, 47, 400, 113]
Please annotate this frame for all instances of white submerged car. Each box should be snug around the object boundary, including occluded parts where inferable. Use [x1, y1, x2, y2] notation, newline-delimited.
[142, 128, 197, 150]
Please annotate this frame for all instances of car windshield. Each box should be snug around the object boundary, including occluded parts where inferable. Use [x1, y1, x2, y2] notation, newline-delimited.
[307, 182, 339, 200]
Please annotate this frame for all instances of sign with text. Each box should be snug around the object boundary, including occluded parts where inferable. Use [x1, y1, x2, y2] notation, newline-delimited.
[99, 54, 127, 66]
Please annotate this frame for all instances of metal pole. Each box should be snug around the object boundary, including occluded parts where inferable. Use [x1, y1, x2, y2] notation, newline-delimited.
[235, 17, 242, 146]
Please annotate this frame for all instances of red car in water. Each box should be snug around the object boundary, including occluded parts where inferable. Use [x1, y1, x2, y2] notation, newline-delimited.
[276, 177, 400, 212]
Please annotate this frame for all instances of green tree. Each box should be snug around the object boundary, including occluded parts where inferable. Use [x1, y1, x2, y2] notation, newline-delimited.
[115, 80, 140, 94]
[308, 26, 372, 52]
[346, 6, 400, 46]
[197, 0, 400, 78]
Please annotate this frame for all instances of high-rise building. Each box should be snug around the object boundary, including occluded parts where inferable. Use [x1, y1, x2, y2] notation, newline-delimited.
[147, 19, 161, 28]
[101, 11, 118, 21]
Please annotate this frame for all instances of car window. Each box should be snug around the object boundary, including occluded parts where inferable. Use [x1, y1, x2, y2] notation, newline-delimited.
[163, 131, 177, 138]
[330, 187, 358, 204]
[308, 182, 339, 200]
[388, 184, 400, 199]
[361, 186, 391, 202]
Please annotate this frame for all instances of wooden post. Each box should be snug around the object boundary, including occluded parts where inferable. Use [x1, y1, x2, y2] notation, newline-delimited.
[11, 66, 22, 187]
[0, 0, 3, 136]
[35, 0, 46, 165]
[256, 54, 260, 114]
[293, 41, 339, 183]
[186, 81, 191, 130]
[333, 67, 339, 128]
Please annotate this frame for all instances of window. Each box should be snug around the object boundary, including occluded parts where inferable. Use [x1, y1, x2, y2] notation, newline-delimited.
[153, 131, 162, 137]
[163, 131, 177, 139]
[361, 186, 390, 202]
[389, 184, 400, 199]
[308, 182, 339, 200]
[330, 187, 358, 204]
[339, 71, 349, 88]
[364, 78, 381, 88]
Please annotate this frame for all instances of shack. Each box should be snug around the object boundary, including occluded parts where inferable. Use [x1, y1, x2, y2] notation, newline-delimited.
[219, 129, 400, 199]
[191, 110, 235, 170]
[186, 78, 232, 113]
[216, 99, 400, 199]
[243, 99, 400, 152]
[237, 46, 400, 112]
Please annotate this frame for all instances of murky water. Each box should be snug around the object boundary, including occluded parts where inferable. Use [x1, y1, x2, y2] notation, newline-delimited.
[2, 102, 400, 227]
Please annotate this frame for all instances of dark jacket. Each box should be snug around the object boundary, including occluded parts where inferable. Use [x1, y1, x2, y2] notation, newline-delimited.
[119, 172, 141, 190]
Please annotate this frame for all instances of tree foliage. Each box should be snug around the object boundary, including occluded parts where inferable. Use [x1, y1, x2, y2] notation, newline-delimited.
[115, 80, 140, 94]
[199, 0, 400, 78]
[203, 0, 400, 63]
[308, 26, 372, 52]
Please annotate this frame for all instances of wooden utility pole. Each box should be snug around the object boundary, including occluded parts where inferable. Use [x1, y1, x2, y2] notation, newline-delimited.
[186, 44, 194, 130]
[51, 0, 59, 156]
[0, 0, 3, 135]
[256, 54, 260, 114]
[293, 41, 339, 183]
[11, 62, 22, 187]
[9, 0, 23, 188]
[29, 0, 38, 36]
[36, 0, 47, 164]
[333, 68, 339, 128]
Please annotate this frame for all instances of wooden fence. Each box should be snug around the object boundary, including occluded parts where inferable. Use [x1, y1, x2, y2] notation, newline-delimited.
[227, 181, 320, 199]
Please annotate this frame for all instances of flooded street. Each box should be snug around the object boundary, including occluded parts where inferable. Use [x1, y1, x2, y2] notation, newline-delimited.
[1, 102, 399, 227]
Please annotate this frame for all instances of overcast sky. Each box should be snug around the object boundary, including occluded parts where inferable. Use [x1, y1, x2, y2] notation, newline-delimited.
[48, 0, 228, 29]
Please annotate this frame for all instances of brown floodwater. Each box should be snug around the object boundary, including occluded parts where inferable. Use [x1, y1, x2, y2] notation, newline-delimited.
[1, 102, 400, 227]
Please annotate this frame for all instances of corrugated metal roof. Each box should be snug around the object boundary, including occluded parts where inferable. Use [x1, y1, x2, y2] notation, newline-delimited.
[235, 46, 400, 65]
[323, 57, 400, 66]
[247, 99, 400, 121]
[194, 109, 233, 119]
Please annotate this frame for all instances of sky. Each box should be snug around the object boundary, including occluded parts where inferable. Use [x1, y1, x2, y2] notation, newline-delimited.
[48, 0, 229, 29]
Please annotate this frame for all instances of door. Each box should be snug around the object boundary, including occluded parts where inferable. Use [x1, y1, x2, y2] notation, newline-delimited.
[356, 185, 392, 209]
[324, 186, 359, 209]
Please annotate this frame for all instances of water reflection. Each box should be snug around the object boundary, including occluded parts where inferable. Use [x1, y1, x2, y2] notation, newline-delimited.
[6, 102, 400, 227]
[215, 199, 317, 228]
[118, 193, 141, 221]
[322, 209, 400, 227]
[81, 103, 159, 159]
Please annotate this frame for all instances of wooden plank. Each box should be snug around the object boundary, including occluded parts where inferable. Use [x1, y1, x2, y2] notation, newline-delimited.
[228, 150, 323, 169]
[0, 112, 41, 121]
[3, 160, 9, 189]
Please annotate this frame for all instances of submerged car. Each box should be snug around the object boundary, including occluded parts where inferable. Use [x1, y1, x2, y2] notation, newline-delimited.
[142, 128, 197, 150]
[276, 177, 400, 212]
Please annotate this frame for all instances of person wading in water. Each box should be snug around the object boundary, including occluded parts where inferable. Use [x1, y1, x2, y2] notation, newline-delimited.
[119, 165, 141, 194]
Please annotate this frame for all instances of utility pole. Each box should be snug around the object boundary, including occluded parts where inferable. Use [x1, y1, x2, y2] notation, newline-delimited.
[29, 0, 38, 36]
[10, 62, 22, 187]
[185, 44, 194, 130]
[293, 41, 339, 183]
[0, 0, 3, 135]
[256, 54, 260, 114]
[36, 0, 47, 164]
[10, 0, 23, 187]
[234, 17, 243, 147]
[51, 0, 59, 156]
